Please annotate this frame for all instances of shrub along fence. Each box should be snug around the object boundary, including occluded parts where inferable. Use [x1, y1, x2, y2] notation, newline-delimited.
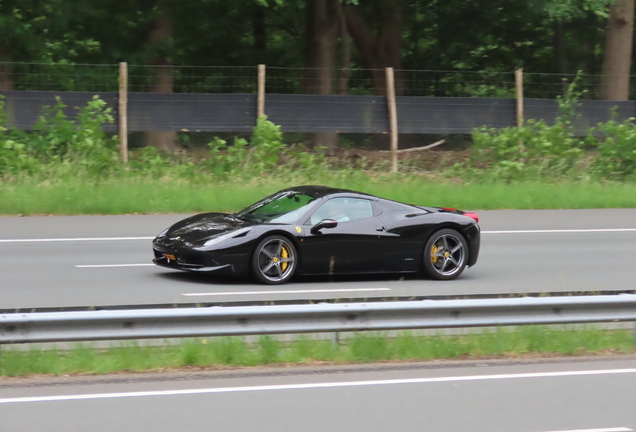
[2, 63, 636, 171]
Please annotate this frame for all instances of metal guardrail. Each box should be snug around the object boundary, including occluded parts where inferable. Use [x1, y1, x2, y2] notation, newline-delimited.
[2, 295, 636, 345]
[3, 290, 634, 315]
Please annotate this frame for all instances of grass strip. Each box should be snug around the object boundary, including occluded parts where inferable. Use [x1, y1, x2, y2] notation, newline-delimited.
[1, 327, 633, 377]
[2, 177, 636, 215]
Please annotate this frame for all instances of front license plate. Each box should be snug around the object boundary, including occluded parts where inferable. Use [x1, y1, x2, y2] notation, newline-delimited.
[164, 254, 176, 261]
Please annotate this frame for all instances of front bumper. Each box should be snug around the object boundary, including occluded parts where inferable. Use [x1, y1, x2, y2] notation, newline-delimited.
[152, 257, 231, 272]
[152, 243, 249, 276]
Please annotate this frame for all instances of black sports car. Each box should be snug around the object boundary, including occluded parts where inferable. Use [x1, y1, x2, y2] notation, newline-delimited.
[152, 185, 480, 284]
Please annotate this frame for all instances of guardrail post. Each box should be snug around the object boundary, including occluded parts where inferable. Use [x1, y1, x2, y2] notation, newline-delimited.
[331, 332, 340, 346]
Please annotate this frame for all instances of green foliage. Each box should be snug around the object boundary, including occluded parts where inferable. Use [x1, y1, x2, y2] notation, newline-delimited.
[0, 95, 119, 177]
[471, 71, 636, 182]
[0, 101, 329, 183]
[471, 74, 587, 181]
[3, 90, 636, 216]
[348, 333, 391, 362]
[531, 0, 614, 22]
[0, 97, 41, 175]
[257, 335, 280, 364]
[589, 115, 636, 179]
[472, 120, 584, 181]
[555, 71, 587, 133]
[34, 96, 118, 172]
[207, 115, 325, 178]
[207, 136, 251, 175]
[1, 327, 633, 377]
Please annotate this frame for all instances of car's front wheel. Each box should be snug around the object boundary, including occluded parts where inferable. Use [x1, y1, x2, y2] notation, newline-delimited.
[422, 228, 468, 280]
[251, 235, 298, 284]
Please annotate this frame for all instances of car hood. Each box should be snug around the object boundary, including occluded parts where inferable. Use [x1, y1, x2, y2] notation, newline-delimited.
[159, 213, 257, 244]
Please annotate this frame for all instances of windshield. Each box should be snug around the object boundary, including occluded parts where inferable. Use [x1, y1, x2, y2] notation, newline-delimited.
[236, 191, 318, 224]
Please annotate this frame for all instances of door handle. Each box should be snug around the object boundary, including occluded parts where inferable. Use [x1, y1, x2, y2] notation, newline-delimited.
[376, 227, 386, 232]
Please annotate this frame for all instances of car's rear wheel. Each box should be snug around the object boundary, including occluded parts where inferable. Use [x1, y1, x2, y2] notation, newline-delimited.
[252, 235, 298, 284]
[422, 228, 468, 280]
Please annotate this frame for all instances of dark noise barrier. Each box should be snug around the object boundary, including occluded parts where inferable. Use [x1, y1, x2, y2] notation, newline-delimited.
[2, 90, 635, 135]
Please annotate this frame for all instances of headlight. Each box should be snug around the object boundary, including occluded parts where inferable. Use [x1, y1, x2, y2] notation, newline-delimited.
[156, 228, 170, 238]
[198, 228, 252, 248]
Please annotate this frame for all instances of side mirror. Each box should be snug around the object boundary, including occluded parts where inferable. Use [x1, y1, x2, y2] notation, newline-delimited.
[310, 218, 338, 234]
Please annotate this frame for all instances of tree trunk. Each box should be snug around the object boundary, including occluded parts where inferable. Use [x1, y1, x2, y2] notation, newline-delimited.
[336, 0, 350, 95]
[0, 45, 15, 127]
[344, 1, 403, 150]
[554, 21, 567, 75]
[304, 0, 339, 154]
[0, 64, 13, 91]
[344, 1, 403, 95]
[253, 4, 266, 63]
[142, 13, 179, 152]
[600, 0, 635, 100]
[0, 43, 13, 90]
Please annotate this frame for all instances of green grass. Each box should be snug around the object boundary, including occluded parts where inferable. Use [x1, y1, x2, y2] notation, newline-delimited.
[1, 327, 633, 377]
[2, 175, 636, 215]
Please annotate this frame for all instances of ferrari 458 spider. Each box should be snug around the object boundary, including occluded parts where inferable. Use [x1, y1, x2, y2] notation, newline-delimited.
[152, 185, 480, 284]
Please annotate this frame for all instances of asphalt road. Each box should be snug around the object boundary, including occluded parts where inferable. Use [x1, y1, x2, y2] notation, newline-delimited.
[1, 357, 635, 432]
[1, 209, 636, 309]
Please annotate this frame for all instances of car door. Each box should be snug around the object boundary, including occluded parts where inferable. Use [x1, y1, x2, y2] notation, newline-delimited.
[298, 197, 388, 274]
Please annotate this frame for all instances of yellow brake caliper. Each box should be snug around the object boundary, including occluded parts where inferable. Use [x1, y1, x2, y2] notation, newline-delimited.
[281, 246, 289, 272]
[431, 244, 438, 264]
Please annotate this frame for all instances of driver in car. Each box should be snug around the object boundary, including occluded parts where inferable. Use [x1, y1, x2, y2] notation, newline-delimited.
[311, 200, 350, 224]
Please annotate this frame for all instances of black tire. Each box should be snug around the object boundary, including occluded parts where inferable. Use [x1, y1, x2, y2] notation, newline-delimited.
[422, 228, 468, 280]
[251, 235, 298, 285]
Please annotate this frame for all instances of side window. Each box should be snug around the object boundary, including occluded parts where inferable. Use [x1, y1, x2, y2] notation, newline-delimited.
[310, 198, 374, 225]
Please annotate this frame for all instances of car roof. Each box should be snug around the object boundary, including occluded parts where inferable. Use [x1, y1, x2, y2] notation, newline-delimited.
[281, 185, 374, 199]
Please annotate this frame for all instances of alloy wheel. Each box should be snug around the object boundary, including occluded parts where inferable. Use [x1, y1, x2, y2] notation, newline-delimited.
[423, 229, 468, 280]
[256, 237, 296, 283]
[429, 233, 465, 276]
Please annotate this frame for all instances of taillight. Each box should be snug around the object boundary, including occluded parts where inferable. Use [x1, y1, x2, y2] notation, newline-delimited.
[464, 212, 479, 223]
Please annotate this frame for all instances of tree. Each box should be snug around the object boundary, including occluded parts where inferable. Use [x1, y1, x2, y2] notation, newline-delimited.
[528, 0, 614, 75]
[600, 0, 634, 100]
[0, 0, 78, 89]
[344, 0, 403, 95]
[140, 0, 179, 151]
[303, 0, 340, 153]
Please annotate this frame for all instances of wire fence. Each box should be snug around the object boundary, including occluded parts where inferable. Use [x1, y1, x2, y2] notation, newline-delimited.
[0, 63, 119, 92]
[1, 62, 632, 99]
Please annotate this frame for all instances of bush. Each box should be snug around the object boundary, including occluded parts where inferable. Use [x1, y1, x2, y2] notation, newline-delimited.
[206, 115, 325, 178]
[0, 95, 119, 177]
[471, 120, 584, 181]
[470, 73, 587, 181]
[589, 115, 636, 180]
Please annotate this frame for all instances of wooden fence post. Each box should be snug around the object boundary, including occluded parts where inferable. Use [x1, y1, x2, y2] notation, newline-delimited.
[515, 68, 524, 127]
[257, 64, 266, 119]
[385, 67, 398, 173]
[119, 62, 128, 163]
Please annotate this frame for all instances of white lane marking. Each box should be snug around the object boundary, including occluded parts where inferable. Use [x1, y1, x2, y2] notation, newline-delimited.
[537, 429, 632, 432]
[1, 228, 636, 243]
[182, 288, 392, 297]
[1, 368, 635, 405]
[75, 264, 155, 268]
[483, 228, 636, 234]
[0, 237, 154, 243]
